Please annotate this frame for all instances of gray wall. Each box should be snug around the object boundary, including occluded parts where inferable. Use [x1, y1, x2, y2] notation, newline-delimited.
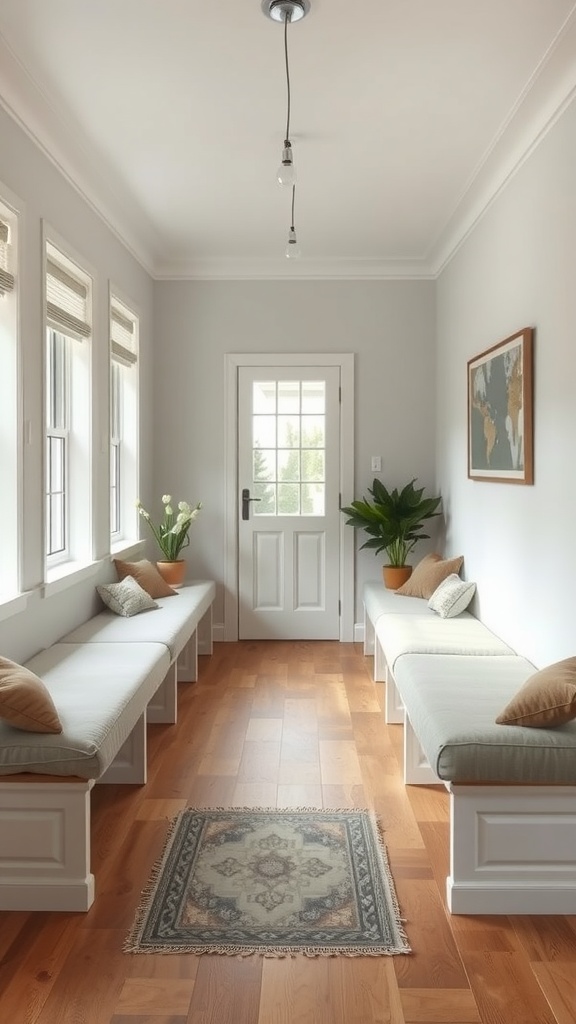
[152, 279, 437, 629]
[436, 97, 576, 667]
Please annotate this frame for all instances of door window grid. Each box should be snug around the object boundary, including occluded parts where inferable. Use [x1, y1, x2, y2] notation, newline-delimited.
[252, 380, 326, 515]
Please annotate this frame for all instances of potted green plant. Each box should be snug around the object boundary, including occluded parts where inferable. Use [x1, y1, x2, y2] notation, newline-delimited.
[341, 478, 441, 589]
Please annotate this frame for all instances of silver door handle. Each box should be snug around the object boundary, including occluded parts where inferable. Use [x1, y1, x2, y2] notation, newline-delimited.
[242, 488, 261, 520]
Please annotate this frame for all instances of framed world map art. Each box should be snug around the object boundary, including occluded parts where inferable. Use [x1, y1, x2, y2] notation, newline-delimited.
[467, 327, 534, 484]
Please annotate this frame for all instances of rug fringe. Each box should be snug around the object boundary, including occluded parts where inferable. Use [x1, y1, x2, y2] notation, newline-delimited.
[123, 941, 411, 957]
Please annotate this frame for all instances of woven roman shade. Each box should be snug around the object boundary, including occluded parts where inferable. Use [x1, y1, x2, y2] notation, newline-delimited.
[0, 218, 15, 295]
[111, 301, 137, 366]
[46, 255, 91, 340]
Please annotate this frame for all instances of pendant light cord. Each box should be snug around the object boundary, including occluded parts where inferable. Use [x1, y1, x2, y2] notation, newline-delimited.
[284, 12, 291, 143]
[291, 184, 296, 230]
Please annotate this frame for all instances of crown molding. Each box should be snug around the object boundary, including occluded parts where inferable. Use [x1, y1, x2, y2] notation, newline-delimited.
[153, 255, 435, 281]
[429, 5, 576, 276]
[0, 30, 161, 276]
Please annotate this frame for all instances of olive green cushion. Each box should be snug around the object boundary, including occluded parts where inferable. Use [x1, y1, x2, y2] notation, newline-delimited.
[393, 654, 576, 784]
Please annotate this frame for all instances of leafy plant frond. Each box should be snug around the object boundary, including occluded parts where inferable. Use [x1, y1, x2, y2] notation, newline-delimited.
[340, 478, 441, 566]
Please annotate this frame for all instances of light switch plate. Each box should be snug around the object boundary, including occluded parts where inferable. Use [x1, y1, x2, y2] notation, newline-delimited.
[371, 456, 382, 472]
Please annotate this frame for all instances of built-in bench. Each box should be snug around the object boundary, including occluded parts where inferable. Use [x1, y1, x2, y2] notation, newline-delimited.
[0, 580, 216, 912]
[364, 580, 515, 724]
[363, 580, 576, 915]
[61, 580, 215, 723]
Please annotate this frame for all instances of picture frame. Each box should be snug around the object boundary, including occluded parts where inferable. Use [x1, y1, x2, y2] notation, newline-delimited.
[467, 327, 533, 484]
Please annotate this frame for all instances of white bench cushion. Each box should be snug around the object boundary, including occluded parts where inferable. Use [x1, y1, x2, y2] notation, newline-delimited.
[376, 613, 515, 670]
[0, 642, 170, 778]
[364, 581, 437, 624]
[61, 581, 215, 660]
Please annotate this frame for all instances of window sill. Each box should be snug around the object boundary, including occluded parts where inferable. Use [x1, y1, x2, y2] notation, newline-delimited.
[110, 538, 145, 560]
[43, 559, 101, 597]
[0, 592, 28, 622]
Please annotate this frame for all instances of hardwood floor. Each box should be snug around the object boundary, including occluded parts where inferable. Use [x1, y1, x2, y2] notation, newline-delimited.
[1, 640, 575, 1023]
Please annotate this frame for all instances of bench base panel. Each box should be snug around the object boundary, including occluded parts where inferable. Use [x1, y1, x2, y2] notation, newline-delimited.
[448, 784, 576, 915]
[0, 778, 95, 911]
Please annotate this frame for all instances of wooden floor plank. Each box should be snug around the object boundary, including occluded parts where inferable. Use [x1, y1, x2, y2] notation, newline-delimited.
[531, 962, 576, 1024]
[1, 640, 575, 1024]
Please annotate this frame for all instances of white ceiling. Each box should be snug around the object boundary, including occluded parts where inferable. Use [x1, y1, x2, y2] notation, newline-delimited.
[0, 0, 575, 278]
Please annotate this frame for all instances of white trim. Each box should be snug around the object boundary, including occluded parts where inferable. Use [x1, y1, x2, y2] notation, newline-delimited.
[155, 256, 435, 281]
[224, 353, 354, 642]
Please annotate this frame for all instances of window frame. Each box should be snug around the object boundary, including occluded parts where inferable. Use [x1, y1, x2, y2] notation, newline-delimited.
[0, 189, 21, 605]
[109, 287, 140, 551]
[43, 228, 94, 585]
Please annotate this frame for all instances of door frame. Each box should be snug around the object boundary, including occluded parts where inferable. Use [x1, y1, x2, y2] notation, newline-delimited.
[224, 353, 355, 642]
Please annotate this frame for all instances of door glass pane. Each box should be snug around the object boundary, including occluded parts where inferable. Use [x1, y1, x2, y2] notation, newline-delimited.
[278, 416, 300, 448]
[302, 483, 325, 515]
[301, 381, 325, 414]
[253, 480, 276, 514]
[253, 381, 276, 414]
[301, 416, 324, 447]
[278, 381, 300, 413]
[278, 449, 300, 482]
[253, 449, 276, 481]
[302, 449, 324, 482]
[278, 482, 300, 515]
[253, 415, 276, 448]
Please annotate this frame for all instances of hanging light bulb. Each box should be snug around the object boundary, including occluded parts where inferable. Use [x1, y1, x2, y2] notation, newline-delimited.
[277, 140, 296, 187]
[285, 185, 301, 258]
[285, 226, 301, 259]
[262, 1, 310, 251]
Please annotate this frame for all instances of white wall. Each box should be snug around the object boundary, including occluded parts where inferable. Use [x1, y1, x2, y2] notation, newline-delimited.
[436, 97, 576, 667]
[152, 279, 437, 630]
[0, 106, 154, 663]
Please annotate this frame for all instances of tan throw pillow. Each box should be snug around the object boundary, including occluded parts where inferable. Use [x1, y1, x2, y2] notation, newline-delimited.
[114, 558, 177, 598]
[396, 553, 464, 599]
[0, 656, 63, 733]
[496, 658, 576, 728]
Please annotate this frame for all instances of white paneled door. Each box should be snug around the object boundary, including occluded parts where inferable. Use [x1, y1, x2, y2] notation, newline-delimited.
[238, 365, 341, 640]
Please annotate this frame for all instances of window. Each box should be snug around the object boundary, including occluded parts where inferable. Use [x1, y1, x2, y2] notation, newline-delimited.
[0, 200, 19, 599]
[44, 239, 92, 573]
[110, 293, 139, 545]
[251, 380, 326, 515]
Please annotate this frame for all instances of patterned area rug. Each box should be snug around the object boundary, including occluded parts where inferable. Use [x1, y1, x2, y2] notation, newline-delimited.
[125, 808, 411, 957]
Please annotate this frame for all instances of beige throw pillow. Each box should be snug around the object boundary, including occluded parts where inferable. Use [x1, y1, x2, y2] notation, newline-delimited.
[97, 576, 159, 616]
[114, 558, 177, 599]
[0, 656, 63, 733]
[428, 574, 476, 618]
[496, 658, 576, 728]
[395, 553, 464, 599]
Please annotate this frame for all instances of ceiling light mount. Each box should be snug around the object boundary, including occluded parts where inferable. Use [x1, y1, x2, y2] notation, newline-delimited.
[262, 1, 310, 23]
